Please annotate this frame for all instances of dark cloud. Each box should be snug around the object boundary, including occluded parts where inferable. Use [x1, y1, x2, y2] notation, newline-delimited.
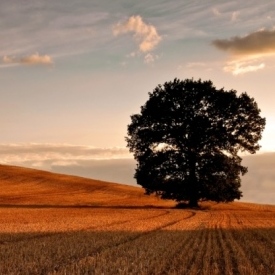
[212, 29, 275, 55]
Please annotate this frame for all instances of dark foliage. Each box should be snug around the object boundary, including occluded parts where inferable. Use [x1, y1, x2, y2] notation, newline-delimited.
[126, 78, 266, 207]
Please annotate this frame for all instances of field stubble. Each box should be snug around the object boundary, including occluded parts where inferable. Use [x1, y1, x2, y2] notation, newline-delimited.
[0, 203, 275, 275]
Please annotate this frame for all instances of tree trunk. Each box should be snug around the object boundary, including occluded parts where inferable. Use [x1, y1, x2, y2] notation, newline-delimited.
[188, 152, 199, 208]
[188, 197, 199, 208]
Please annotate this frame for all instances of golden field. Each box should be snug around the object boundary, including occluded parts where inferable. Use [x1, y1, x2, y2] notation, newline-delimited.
[0, 164, 274, 274]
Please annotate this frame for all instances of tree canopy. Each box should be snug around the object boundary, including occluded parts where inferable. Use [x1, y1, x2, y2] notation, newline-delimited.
[126, 78, 266, 207]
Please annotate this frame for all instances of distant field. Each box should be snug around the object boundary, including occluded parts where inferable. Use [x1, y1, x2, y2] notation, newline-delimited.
[0, 165, 274, 274]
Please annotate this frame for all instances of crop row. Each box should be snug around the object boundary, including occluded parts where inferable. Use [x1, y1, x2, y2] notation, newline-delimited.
[0, 206, 274, 274]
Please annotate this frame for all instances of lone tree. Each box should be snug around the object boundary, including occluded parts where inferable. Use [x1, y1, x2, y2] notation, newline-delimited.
[126, 78, 265, 207]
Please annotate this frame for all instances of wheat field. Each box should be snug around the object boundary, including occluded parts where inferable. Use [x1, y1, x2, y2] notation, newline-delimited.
[0, 165, 274, 274]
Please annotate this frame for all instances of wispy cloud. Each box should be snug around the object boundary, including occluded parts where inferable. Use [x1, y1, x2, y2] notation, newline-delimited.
[224, 59, 265, 75]
[144, 53, 159, 64]
[0, 143, 131, 164]
[212, 6, 240, 22]
[212, 8, 221, 17]
[186, 62, 207, 69]
[212, 28, 275, 75]
[113, 15, 162, 53]
[0, 1, 112, 61]
[177, 62, 213, 73]
[3, 53, 53, 66]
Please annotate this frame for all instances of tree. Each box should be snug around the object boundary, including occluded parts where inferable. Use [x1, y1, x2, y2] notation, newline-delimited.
[126, 78, 265, 207]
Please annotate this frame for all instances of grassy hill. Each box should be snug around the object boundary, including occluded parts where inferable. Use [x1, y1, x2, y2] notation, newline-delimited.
[0, 164, 274, 274]
[0, 164, 172, 207]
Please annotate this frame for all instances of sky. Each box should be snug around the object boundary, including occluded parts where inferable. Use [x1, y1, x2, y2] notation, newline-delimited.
[1, 0, 275, 204]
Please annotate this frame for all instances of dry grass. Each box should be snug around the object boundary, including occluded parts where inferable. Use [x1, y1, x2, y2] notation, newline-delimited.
[0, 164, 173, 208]
[0, 164, 274, 274]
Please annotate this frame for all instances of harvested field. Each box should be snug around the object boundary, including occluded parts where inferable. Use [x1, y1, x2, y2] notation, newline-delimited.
[0, 165, 274, 274]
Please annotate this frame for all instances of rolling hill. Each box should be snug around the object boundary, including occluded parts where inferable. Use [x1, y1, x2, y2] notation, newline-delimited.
[0, 164, 172, 207]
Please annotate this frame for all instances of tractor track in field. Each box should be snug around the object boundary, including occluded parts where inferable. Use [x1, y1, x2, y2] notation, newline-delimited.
[0, 209, 194, 245]
[0, 210, 170, 246]
[50, 210, 198, 274]
[81, 209, 173, 231]
[1, 209, 199, 274]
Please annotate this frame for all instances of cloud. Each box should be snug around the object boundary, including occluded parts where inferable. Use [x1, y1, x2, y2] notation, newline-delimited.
[231, 11, 240, 22]
[144, 53, 159, 64]
[212, 29, 275, 55]
[20, 53, 53, 65]
[127, 52, 137, 58]
[3, 53, 53, 66]
[212, 7, 239, 20]
[0, 143, 131, 163]
[224, 59, 265, 75]
[186, 62, 207, 69]
[212, 8, 221, 17]
[113, 15, 162, 53]
[178, 62, 212, 73]
[212, 28, 275, 75]
[144, 53, 154, 64]
[0, 0, 112, 59]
